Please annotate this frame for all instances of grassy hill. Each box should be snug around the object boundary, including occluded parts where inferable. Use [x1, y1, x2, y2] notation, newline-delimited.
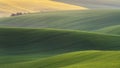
[0, 28, 120, 55]
[0, 28, 120, 68]
[0, 0, 87, 17]
[54, 0, 120, 9]
[1, 51, 119, 68]
[0, 9, 120, 68]
[0, 10, 120, 31]
[97, 25, 120, 35]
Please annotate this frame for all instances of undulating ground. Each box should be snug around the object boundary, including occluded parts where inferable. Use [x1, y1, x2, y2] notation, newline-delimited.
[0, 28, 120, 68]
[0, 10, 120, 34]
[0, 0, 120, 68]
[0, 10, 120, 68]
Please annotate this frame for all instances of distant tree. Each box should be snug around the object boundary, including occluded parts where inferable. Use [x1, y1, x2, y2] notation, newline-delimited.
[16, 12, 23, 16]
[11, 13, 16, 16]
[11, 12, 25, 16]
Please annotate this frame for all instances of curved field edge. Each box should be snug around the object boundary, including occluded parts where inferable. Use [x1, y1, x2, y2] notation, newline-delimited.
[0, 0, 87, 17]
[0, 51, 120, 68]
[97, 25, 120, 35]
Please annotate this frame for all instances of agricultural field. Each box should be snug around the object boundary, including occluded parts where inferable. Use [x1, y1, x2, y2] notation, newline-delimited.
[0, 0, 87, 17]
[0, 0, 120, 68]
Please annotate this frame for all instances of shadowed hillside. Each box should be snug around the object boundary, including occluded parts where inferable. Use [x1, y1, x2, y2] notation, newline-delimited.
[0, 28, 120, 55]
[0, 28, 120, 68]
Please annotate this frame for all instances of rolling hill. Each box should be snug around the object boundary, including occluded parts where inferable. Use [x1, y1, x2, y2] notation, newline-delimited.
[97, 25, 120, 35]
[0, 0, 87, 17]
[0, 10, 120, 32]
[1, 51, 120, 68]
[0, 28, 120, 68]
[0, 0, 120, 68]
[54, 0, 120, 9]
[0, 3, 120, 67]
[0, 28, 120, 55]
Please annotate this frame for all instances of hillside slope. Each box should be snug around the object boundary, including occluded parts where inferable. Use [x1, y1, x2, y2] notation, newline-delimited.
[0, 28, 120, 68]
[0, 10, 120, 31]
[0, 28, 120, 55]
[54, 0, 120, 9]
[0, 0, 87, 17]
[97, 25, 120, 35]
[0, 51, 120, 68]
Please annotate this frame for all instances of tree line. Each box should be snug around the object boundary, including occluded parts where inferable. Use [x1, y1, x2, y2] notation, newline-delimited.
[11, 12, 28, 16]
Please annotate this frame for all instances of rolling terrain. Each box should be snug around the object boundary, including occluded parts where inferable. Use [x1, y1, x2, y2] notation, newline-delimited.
[0, 10, 120, 33]
[1, 51, 120, 68]
[0, 28, 120, 55]
[0, 28, 120, 68]
[97, 25, 120, 35]
[0, 1, 120, 67]
[54, 0, 120, 9]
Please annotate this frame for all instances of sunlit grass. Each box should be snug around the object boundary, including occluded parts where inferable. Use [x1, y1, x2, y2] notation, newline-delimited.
[0, 0, 87, 16]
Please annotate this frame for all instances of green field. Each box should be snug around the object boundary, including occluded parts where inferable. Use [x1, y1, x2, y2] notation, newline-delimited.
[0, 9, 120, 68]
[1, 51, 120, 68]
[0, 28, 120, 68]
[97, 25, 120, 35]
[0, 10, 120, 32]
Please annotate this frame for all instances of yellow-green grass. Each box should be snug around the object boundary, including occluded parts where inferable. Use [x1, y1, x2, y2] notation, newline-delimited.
[0, 51, 120, 68]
